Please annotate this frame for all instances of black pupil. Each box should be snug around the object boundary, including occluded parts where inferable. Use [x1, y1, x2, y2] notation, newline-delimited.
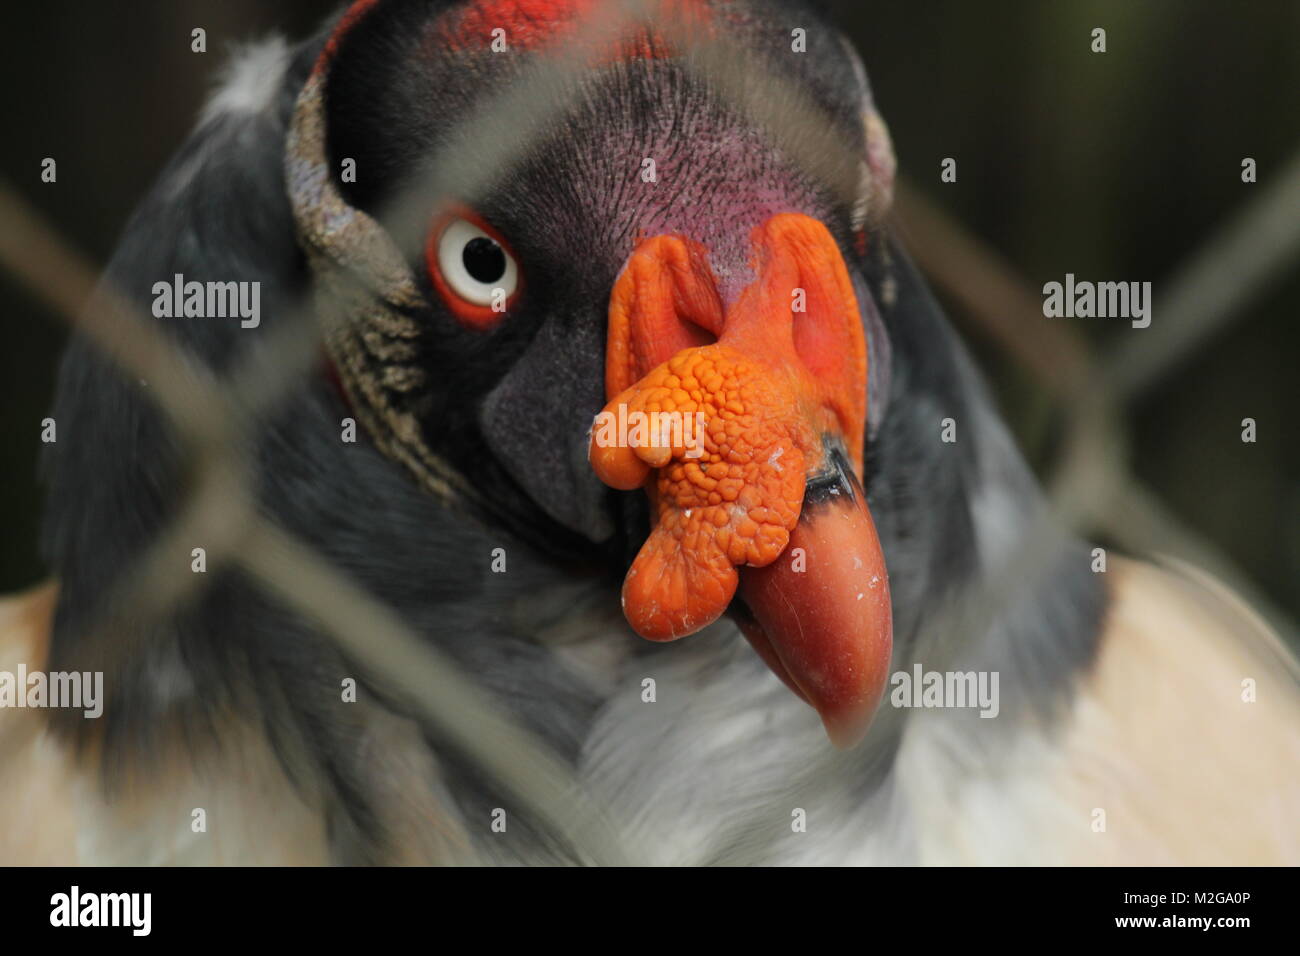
[462, 237, 506, 284]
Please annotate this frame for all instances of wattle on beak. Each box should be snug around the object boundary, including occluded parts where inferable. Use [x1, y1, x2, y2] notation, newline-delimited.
[590, 213, 892, 748]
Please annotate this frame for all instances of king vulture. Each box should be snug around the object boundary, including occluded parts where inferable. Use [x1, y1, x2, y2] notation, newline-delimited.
[1, 0, 1297, 866]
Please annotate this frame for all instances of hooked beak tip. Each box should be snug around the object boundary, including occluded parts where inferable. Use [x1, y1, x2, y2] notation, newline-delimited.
[737, 452, 893, 748]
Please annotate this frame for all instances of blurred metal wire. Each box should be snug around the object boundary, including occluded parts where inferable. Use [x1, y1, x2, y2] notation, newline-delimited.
[0, 0, 1295, 864]
[894, 172, 1300, 644]
[1107, 147, 1300, 402]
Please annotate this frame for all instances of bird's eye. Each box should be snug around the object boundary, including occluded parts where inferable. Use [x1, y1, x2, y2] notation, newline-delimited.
[426, 212, 521, 328]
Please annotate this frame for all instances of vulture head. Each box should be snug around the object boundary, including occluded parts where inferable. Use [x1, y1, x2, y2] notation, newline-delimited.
[37, 0, 1118, 863]
[289, 0, 911, 746]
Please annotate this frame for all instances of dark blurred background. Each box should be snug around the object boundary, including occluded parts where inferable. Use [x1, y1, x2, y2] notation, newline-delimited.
[2, 1, 1297, 619]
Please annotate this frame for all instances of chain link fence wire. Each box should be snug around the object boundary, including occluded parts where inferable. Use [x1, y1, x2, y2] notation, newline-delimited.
[0, 0, 1295, 863]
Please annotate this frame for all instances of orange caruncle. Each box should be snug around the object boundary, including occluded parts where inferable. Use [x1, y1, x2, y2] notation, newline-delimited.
[591, 213, 867, 642]
[591, 343, 815, 640]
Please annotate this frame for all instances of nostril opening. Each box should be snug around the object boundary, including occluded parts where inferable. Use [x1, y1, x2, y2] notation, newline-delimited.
[674, 311, 719, 348]
[628, 307, 718, 383]
[614, 237, 725, 387]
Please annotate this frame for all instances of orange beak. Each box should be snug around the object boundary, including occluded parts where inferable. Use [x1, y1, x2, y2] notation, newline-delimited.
[589, 213, 892, 747]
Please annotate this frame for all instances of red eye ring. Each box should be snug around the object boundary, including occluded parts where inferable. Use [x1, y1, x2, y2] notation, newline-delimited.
[425, 204, 523, 330]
